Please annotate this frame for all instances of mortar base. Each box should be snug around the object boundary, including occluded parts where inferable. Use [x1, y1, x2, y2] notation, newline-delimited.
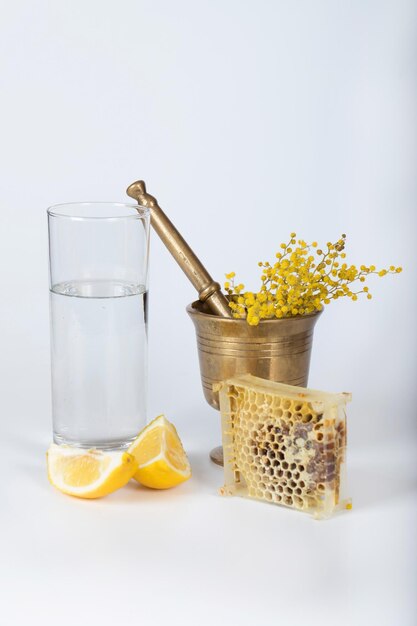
[210, 446, 224, 466]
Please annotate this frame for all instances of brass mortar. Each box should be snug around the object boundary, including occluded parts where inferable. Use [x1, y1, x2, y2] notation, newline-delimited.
[187, 300, 322, 464]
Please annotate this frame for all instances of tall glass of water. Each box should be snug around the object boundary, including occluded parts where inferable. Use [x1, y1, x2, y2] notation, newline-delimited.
[47, 202, 150, 450]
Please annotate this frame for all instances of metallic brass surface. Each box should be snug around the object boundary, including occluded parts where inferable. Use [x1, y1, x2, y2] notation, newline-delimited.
[187, 300, 322, 410]
[187, 300, 322, 464]
[126, 180, 231, 318]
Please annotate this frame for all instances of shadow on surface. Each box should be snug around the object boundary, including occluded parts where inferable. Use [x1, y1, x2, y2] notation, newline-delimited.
[350, 461, 417, 512]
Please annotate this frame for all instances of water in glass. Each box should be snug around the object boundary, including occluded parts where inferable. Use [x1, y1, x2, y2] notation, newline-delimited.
[50, 279, 147, 450]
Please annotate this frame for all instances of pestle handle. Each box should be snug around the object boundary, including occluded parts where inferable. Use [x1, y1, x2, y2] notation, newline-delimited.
[126, 180, 232, 318]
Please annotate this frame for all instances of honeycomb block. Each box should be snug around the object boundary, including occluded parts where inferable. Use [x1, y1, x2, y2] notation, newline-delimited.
[217, 374, 351, 519]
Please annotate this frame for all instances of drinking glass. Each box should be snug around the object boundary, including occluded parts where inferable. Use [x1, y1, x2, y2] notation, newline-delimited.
[47, 202, 150, 450]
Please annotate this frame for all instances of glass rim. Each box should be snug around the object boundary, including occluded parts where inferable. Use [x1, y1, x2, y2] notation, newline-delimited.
[47, 201, 150, 221]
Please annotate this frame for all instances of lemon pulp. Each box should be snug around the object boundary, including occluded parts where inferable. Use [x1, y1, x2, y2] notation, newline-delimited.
[47, 445, 137, 499]
[128, 415, 191, 489]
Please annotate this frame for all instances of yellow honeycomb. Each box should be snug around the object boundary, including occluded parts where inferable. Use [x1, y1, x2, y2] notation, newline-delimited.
[217, 374, 351, 519]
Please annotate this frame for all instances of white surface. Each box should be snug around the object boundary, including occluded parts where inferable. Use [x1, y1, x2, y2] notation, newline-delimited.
[0, 1, 416, 624]
[1, 421, 417, 626]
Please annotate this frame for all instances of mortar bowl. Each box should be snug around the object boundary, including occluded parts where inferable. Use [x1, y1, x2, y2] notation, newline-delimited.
[186, 300, 322, 464]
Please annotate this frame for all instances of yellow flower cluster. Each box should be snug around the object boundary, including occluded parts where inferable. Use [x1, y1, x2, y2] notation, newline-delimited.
[225, 234, 402, 326]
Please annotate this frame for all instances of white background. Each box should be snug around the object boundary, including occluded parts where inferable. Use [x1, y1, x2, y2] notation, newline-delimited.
[0, 2, 416, 625]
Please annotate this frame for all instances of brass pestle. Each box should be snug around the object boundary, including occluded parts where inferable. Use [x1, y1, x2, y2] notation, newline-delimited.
[126, 180, 231, 318]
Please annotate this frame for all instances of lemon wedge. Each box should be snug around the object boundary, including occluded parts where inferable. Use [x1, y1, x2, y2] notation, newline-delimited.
[128, 415, 191, 489]
[47, 444, 138, 499]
